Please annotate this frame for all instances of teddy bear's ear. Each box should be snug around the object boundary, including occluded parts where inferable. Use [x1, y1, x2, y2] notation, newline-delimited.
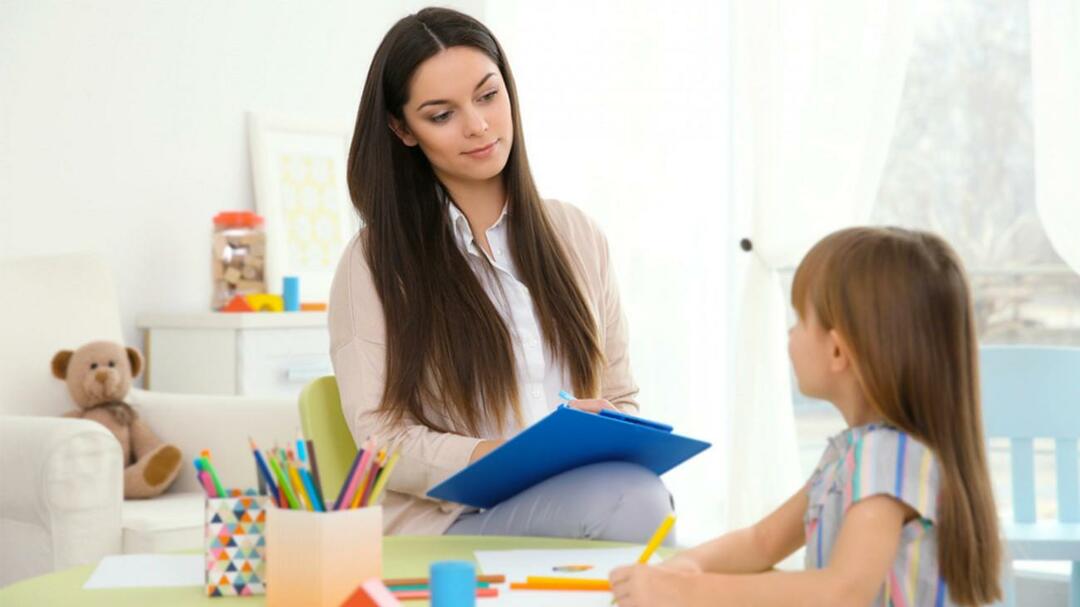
[51, 351, 74, 380]
[126, 347, 144, 378]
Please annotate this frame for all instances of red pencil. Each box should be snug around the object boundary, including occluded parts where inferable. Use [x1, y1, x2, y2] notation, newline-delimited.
[392, 588, 498, 601]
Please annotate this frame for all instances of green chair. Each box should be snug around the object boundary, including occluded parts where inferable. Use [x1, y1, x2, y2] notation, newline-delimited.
[298, 376, 357, 505]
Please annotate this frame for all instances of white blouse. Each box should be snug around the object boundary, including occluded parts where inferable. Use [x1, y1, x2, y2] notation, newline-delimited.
[445, 200, 570, 435]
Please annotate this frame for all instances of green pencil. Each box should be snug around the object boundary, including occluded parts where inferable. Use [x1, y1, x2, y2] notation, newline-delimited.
[268, 455, 300, 509]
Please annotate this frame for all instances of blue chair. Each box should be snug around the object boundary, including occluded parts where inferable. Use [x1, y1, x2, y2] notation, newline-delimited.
[981, 346, 1080, 607]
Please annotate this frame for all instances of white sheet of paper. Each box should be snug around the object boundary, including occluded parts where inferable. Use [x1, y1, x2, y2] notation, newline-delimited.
[474, 547, 659, 607]
[83, 554, 204, 589]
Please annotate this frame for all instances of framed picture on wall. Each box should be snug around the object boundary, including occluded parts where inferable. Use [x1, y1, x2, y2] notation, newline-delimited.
[247, 112, 361, 304]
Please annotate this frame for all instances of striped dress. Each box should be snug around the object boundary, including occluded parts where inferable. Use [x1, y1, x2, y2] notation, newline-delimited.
[804, 423, 951, 607]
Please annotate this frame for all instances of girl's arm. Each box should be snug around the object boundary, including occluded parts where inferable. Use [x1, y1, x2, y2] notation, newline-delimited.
[611, 494, 910, 607]
[664, 487, 809, 574]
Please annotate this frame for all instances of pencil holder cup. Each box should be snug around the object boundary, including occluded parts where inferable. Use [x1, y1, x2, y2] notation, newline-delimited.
[205, 493, 269, 597]
[266, 505, 383, 607]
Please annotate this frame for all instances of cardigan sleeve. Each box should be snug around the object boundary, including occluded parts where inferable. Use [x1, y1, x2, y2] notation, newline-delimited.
[593, 217, 641, 413]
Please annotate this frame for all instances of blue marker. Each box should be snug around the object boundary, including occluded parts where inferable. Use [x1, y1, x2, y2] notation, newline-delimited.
[559, 390, 576, 404]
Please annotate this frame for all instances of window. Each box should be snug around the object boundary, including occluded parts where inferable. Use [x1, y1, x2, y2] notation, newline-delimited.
[793, 0, 1080, 572]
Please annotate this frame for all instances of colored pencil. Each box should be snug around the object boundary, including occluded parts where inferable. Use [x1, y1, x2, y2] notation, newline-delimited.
[384, 575, 505, 586]
[521, 576, 610, 590]
[287, 460, 311, 510]
[392, 588, 499, 601]
[511, 578, 613, 587]
[366, 451, 400, 506]
[299, 467, 324, 511]
[305, 438, 325, 506]
[197, 470, 218, 497]
[340, 438, 374, 509]
[296, 430, 307, 463]
[354, 448, 385, 508]
[348, 445, 380, 509]
[333, 446, 366, 510]
[387, 583, 491, 592]
[256, 462, 267, 495]
[248, 438, 279, 505]
[608, 514, 677, 603]
[268, 455, 300, 509]
[199, 451, 226, 497]
[637, 514, 675, 563]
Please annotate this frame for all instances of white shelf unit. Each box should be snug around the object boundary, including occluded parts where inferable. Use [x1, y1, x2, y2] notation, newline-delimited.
[137, 312, 332, 398]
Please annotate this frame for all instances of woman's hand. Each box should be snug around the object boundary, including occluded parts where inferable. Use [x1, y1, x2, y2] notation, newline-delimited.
[567, 398, 619, 413]
[609, 563, 699, 607]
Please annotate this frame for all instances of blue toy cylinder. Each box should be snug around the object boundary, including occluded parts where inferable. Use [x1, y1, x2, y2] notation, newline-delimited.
[282, 276, 300, 311]
[430, 560, 476, 607]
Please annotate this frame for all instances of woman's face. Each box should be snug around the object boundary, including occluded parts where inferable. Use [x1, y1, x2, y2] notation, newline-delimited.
[392, 46, 513, 188]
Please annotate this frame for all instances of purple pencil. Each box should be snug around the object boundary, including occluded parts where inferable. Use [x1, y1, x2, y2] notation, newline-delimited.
[332, 447, 366, 510]
[306, 439, 326, 507]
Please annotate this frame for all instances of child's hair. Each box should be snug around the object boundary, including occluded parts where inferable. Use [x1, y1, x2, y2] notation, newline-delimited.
[792, 226, 1001, 605]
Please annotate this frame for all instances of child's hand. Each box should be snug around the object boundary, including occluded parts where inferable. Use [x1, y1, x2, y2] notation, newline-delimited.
[609, 563, 696, 607]
[658, 555, 703, 574]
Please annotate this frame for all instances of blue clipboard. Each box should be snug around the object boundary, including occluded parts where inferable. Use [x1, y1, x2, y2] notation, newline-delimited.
[426, 405, 711, 509]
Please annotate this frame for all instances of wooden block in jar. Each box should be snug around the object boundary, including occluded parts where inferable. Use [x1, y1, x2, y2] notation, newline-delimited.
[235, 279, 266, 291]
[223, 266, 242, 284]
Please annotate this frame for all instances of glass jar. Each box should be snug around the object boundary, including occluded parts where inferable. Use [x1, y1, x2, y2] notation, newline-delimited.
[211, 211, 266, 310]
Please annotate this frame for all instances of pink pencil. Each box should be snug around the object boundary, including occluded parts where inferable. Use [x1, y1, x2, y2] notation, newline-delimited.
[198, 470, 218, 497]
[339, 437, 374, 509]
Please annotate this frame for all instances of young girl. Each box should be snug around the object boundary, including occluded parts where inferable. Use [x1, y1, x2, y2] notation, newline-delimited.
[611, 227, 1002, 606]
[329, 7, 674, 542]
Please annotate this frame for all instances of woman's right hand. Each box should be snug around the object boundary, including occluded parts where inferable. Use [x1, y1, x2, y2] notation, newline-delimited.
[469, 439, 506, 463]
[567, 398, 619, 413]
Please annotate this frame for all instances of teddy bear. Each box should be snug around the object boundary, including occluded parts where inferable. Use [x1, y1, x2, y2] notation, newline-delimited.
[51, 340, 183, 499]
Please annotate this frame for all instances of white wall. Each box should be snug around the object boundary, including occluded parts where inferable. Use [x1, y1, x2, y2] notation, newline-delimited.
[485, 1, 732, 542]
[2, 0, 734, 542]
[0, 0, 481, 351]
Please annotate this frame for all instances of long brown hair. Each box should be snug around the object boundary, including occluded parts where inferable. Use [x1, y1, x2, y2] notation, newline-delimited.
[346, 8, 603, 435]
[792, 227, 1001, 605]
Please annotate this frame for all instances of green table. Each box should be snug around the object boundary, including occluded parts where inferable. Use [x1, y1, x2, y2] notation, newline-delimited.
[0, 536, 665, 606]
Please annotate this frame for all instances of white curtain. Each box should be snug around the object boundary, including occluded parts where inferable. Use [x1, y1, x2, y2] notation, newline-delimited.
[1029, 0, 1080, 275]
[728, 0, 917, 530]
[484, 0, 733, 542]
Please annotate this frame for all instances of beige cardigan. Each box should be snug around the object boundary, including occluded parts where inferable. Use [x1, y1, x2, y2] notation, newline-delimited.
[327, 198, 640, 535]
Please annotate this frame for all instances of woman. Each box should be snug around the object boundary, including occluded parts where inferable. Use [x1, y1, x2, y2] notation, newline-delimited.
[329, 7, 673, 542]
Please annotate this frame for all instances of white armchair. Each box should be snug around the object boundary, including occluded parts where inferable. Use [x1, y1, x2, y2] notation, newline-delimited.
[0, 253, 300, 586]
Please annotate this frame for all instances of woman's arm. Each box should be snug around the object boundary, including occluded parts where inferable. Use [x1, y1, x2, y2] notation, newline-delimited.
[665, 487, 809, 574]
[593, 221, 640, 413]
[610, 494, 909, 607]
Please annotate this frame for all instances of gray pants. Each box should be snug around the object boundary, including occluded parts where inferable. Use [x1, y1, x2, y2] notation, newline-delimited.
[444, 462, 676, 546]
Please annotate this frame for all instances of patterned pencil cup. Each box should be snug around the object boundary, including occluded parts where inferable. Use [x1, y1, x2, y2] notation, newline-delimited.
[266, 505, 383, 607]
[205, 494, 269, 597]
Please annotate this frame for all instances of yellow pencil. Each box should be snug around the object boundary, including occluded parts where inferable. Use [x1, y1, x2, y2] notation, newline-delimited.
[350, 447, 386, 509]
[637, 514, 675, 563]
[610, 514, 676, 604]
[288, 461, 312, 511]
[517, 576, 611, 590]
[366, 451, 400, 506]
